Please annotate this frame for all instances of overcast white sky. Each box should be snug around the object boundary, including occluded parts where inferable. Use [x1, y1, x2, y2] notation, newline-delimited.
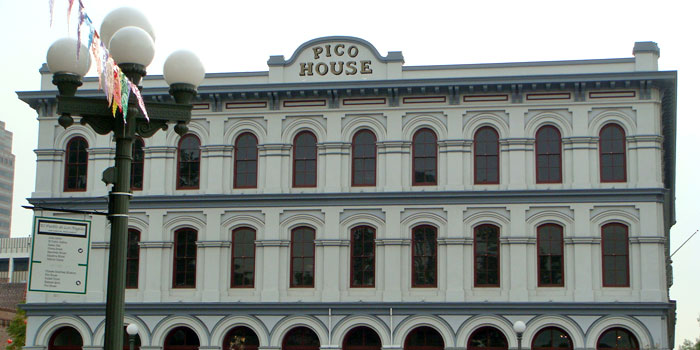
[0, 0, 698, 347]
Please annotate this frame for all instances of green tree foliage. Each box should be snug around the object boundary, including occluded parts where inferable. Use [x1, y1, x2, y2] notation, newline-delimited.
[6, 305, 26, 350]
[679, 316, 700, 350]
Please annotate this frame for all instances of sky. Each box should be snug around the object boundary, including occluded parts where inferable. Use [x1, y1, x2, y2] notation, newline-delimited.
[0, 0, 698, 347]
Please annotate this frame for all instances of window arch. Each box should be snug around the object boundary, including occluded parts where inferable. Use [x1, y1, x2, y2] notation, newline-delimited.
[474, 127, 499, 184]
[164, 327, 200, 350]
[231, 227, 256, 288]
[293, 131, 317, 187]
[173, 228, 198, 288]
[126, 229, 140, 289]
[412, 128, 438, 186]
[290, 226, 315, 287]
[412, 225, 437, 288]
[404, 326, 444, 350]
[467, 327, 508, 350]
[223, 326, 259, 350]
[350, 226, 376, 288]
[596, 328, 639, 350]
[131, 137, 145, 190]
[537, 224, 564, 287]
[474, 224, 500, 287]
[64, 136, 88, 191]
[234, 133, 258, 188]
[282, 327, 320, 350]
[48, 326, 83, 350]
[532, 327, 572, 350]
[343, 326, 381, 350]
[602, 223, 629, 287]
[535, 126, 562, 183]
[177, 134, 201, 189]
[599, 124, 626, 182]
[352, 130, 377, 186]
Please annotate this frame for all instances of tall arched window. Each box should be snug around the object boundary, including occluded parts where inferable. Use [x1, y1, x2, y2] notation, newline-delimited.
[532, 327, 572, 350]
[293, 131, 317, 187]
[173, 228, 197, 288]
[343, 326, 381, 350]
[48, 326, 83, 350]
[64, 136, 88, 191]
[290, 226, 315, 287]
[231, 227, 256, 288]
[234, 133, 258, 188]
[536, 126, 562, 183]
[596, 328, 639, 350]
[412, 128, 438, 186]
[474, 127, 499, 184]
[223, 326, 259, 350]
[282, 327, 320, 350]
[474, 224, 500, 287]
[126, 229, 140, 289]
[599, 124, 626, 182]
[404, 326, 444, 350]
[350, 226, 375, 288]
[602, 223, 629, 287]
[352, 130, 377, 186]
[131, 137, 145, 190]
[177, 134, 201, 189]
[537, 224, 564, 287]
[164, 327, 200, 350]
[412, 225, 437, 288]
[468, 327, 508, 350]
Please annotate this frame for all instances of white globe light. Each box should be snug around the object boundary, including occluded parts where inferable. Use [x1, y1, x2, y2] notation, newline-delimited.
[126, 323, 139, 336]
[513, 320, 527, 334]
[100, 7, 155, 50]
[46, 38, 92, 77]
[109, 26, 155, 67]
[163, 50, 205, 87]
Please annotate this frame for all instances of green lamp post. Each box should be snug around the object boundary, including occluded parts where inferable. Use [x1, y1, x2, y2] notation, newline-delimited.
[45, 8, 205, 350]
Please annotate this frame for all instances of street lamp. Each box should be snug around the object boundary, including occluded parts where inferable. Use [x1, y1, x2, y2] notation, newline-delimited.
[514, 321, 527, 350]
[126, 323, 139, 350]
[45, 8, 204, 350]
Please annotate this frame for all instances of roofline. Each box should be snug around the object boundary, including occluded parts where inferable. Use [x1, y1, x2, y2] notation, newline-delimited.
[403, 57, 635, 71]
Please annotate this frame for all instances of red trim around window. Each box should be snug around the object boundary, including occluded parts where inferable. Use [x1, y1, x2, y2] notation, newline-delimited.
[412, 128, 438, 186]
[290, 226, 315, 288]
[176, 134, 201, 190]
[172, 228, 197, 288]
[474, 127, 500, 185]
[536, 224, 564, 287]
[126, 229, 140, 289]
[231, 227, 256, 288]
[531, 327, 573, 350]
[411, 225, 438, 288]
[234, 133, 258, 189]
[474, 224, 500, 287]
[601, 223, 630, 287]
[64, 136, 88, 192]
[599, 124, 627, 183]
[535, 126, 562, 184]
[351, 130, 377, 187]
[596, 328, 639, 350]
[350, 226, 376, 288]
[292, 131, 317, 188]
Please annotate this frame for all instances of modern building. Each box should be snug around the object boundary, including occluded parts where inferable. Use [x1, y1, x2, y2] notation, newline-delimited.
[0, 121, 15, 238]
[17, 37, 677, 350]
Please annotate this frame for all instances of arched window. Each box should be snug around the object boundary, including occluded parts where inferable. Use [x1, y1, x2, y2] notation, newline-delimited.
[131, 137, 145, 190]
[164, 327, 200, 350]
[596, 328, 639, 350]
[412, 128, 438, 186]
[177, 134, 201, 189]
[231, 227, 256, 288]
[468, 327, 508, 350]
[599, 124, 626, 182]
[48, 326, 83, 350]
[343, 326, 381, 350]
[404, 326, 444, 350]
[474, 224, 500, 287]
[602, 223, 629, 287]
[234, 133, 258, 188]
[537, 224, 564, 287]
[282, 327, 320, 350]
[64, 136, 88, 191]
[123, 326, 142, 350]
[412, 225, 437, 288]
[293, 131, 317, 187]
[532, 327, 572, 350]
[173, 228, 197, 288]
[126, 229, 140, 289]
[474, 127, 499, 184]
[350, 226, 375, 287]
[536, 126, 562, 183]
[223, 326, 259, 350]
[290, 226, 315, 287]
[352, 130, 377, 186]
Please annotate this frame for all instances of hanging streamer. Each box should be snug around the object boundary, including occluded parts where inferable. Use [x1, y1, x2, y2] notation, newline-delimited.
[120, 72, 130, 123]
[67, 0, 74, 28]
[49, 0, 55, 27]
[130, 84, 149, 121]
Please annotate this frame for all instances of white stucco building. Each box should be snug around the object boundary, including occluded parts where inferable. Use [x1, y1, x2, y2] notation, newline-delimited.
[17, 37, 677, 350]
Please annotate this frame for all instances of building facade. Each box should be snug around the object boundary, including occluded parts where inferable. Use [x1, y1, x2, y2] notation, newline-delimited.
[0, 236, 32, 349]
[17, 38, 677, 350]
[0, 121, 15, 238]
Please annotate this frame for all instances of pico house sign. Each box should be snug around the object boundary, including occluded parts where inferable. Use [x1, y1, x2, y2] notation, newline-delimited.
[268, 36, 404, 82]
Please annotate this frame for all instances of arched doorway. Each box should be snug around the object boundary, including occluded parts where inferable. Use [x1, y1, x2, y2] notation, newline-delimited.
[404, 326, 444, 350]
[282, 327, 320, 350]
[532, 327, 572, 350]
[467, 327, 508, 350]
[164, 327, 200, 350]
[597, 328, 639, 350]
[223, 326, 260, 350]
[343, 326, 381, 350]
[49, 326, 83, 350]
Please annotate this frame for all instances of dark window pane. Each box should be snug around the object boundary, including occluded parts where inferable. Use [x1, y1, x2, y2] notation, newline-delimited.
[178, 134, 200, 189]
[64, 137, 88, 191]
[600, 124, 626, 182]
[235, 133, 258, 188]
[474, 127, 499, 184]
[413, 129, 437, 185]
